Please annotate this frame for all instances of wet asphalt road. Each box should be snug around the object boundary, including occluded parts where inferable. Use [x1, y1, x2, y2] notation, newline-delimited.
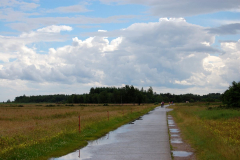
[53, 106, 172, 160]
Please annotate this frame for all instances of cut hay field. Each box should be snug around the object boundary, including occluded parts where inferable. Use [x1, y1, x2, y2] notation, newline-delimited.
[0, 103, 156, 160]
[169, 102, 240, 160]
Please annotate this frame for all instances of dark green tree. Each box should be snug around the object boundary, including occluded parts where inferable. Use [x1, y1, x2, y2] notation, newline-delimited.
[222, 81, 240, 108]
[136, 91, 144, 105]
[99, 91, 108, 103]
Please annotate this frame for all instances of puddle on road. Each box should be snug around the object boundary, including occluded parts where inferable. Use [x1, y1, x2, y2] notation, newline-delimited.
[171, 138, 183, 143]
[170, 129, 180, 133]
[50, 124, 132, 160]
[171, 134, 179, 137]
[51, 108, 157, 160]
[128, 116, 143, 124]
[168, 115, 194, 158]
[172, 151, 193, 157]
[168, 120, 174, 125]
[51, 124, 131, 160]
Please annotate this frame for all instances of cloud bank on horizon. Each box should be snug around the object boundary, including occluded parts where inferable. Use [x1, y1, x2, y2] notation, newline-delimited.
[0, 0, 240, 101]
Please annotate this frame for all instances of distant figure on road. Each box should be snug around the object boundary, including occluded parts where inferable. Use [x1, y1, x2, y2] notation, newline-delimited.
[161, 101, 164, 108]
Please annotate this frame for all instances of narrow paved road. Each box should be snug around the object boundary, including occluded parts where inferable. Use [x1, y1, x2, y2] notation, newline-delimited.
[54, 106, 172, 160]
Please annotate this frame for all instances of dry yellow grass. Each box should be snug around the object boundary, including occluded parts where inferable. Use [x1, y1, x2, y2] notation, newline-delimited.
[0, 103, 151, 156]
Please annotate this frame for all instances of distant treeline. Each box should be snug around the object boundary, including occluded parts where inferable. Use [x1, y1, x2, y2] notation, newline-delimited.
[13, 85, 222, 104]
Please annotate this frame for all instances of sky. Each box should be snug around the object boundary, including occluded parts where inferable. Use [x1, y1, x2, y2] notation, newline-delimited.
[0, 0, 240, 101]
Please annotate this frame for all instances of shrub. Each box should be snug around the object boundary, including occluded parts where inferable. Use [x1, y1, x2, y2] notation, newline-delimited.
[207, 107, 212, 110]
[46, 105, 55, 107]
[222, 81, 240, 108]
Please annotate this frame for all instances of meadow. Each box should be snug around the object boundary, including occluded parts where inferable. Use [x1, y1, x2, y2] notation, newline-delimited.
[0, 103, 156, 159]
[169, 102, 240, 160]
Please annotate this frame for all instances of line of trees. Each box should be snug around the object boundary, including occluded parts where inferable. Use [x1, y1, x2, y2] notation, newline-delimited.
[14, 94, 68, 103]
[13, 85, 222, 104]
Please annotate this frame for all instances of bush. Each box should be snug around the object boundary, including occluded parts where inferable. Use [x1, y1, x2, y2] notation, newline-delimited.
[190, 99, 195, 103]
[103, 103, 108, 106]
[207, 106, 212, 110]
[46, 105, 55, 107]
[154, 102, 159, 105]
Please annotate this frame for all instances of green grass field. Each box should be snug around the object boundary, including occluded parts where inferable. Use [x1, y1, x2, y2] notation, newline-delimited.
[0, 103, 156, 159]
[169, 102, 240, 160]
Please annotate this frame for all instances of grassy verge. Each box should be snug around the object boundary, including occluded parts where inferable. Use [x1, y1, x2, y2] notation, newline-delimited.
[0, 104, 156, 160]
[168, 102, 240, 160]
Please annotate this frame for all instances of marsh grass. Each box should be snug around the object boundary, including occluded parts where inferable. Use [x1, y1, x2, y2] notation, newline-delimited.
[0, 103, 156, 159]
[169, 103, 240, 160]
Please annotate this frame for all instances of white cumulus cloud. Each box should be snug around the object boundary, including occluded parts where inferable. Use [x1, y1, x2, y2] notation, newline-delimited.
[37, 25, 72, 33]
[0, 19, 239, 101]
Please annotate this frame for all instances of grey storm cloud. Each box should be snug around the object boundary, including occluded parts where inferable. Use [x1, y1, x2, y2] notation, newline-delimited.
[0, 2, 136, 32]
[50, 5, 91, 13]
[100, 0, 240, 17]
[0, 0, 39, 10]
[6, 15, 136, 32]
[206, 23, 240, 35]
